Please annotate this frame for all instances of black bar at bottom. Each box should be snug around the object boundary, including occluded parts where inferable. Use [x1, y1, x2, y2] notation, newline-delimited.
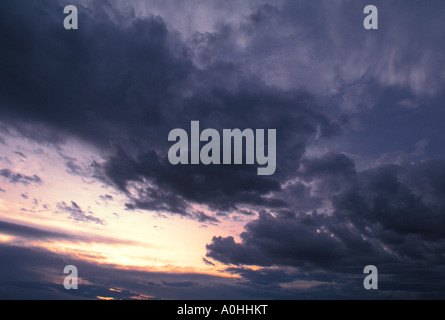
[0, 299, 436, 318]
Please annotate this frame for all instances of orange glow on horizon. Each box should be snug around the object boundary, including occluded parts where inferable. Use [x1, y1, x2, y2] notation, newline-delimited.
[0, 134, 250, 284]
[0, 233, 14, 243]
[130, 295, 154, 300]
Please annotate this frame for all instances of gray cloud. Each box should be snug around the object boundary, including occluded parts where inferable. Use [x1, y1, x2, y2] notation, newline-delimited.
[206, 158, 445, 297]
[1, 0, 445, 299]
[0, 220, 76, 241]
[233, 1, 445, 97]
[195, 211, 220, 224]
[0, 244, 312, 299]
[14, 151, 27, 158]
[0, 169, 42, 185]
[0, 219, 150, 248]
[99, 194, 113, 201]
[56, 201, 104, 225]
[1, 0, 343, 216]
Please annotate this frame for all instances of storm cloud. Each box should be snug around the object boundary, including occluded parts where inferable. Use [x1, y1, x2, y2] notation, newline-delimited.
[206, 158, 445, 297]
[1, 0, 445, 299]
[0, 0, 345, 216]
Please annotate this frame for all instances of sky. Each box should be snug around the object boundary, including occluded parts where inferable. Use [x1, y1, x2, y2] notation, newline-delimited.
[0, 0, 445, 299]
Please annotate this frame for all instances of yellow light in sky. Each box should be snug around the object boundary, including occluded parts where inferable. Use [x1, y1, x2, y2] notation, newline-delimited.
[0, 233, 14, 243]
[0, 132, 249, 278]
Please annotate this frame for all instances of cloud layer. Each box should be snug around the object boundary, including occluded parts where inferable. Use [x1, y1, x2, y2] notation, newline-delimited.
[1, 0, 445, 298]
[207, 157, 445, 297]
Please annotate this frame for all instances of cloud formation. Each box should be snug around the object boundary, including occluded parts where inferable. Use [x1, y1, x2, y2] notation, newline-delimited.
[0, 244, 307, 299]
[1, 0, 445, 299]
[207, 157, 445, 297]
[56, 201, 104, 225]
[0, 169, 42, 185]
[0, 0, 344, 217]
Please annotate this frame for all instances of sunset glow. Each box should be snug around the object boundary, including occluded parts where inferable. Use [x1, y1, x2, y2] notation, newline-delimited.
[1, 0, 445, 300]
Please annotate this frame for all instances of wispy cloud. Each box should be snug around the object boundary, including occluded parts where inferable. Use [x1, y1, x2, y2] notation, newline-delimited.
[56, 201, 104, 225]
[0, 169, 41, 185]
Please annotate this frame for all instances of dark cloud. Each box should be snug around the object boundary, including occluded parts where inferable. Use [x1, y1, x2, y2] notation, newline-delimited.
[56, 201, 104, 225]
[207, 211, 383, 269]
[98, 87, 340, 214]
[237, 0, 445, 96]
[0, 244, 157, 300]
[202, 257, 215, 266]
[101, 145, 287, 215]
[0, 220, 75, 241]
[183, 0, 445, 162]
[195, 211, 220, 224]
[237, 209, 256, 216]
[0, 0, 342, 216]
[0, 168, 42, 185]
[207, 158, 445, 298]
[0, 219, 148, 247]
[1, 0, 445, 300]
[65, 160, 82, 175]
[14, 151, 27, 158]
[99, 194, 113, 201]
[0, 244, 309, 299]
[0, 0, 193, 147]
[335, 162, 445, 241]
[301, 153, 356, 179]
[160, 280, 196, 288]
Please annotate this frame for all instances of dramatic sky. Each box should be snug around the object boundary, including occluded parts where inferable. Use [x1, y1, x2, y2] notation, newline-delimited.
[1, 0, 445, 299]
